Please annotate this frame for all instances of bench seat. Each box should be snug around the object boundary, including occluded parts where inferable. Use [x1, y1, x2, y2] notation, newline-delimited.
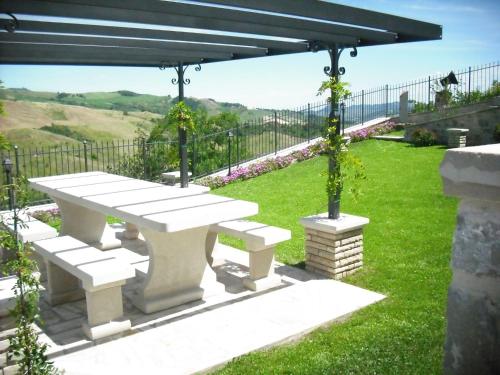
[32, 236, 135, 340]
[208, 220, 291, 291]
[1, 212, 58, 280]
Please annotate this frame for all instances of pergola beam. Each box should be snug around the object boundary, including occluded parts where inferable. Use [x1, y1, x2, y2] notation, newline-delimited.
[0, 32, 269, 58]
[0, 0, 396, 44]
[0, 20, 312, 54]
[194, 0, 442, 42]
[0, 43, 224, 66]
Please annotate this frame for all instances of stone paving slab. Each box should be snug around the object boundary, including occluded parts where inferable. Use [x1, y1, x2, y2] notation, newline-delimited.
[2, 225, 385, 374]
[54, 279, 383, 375]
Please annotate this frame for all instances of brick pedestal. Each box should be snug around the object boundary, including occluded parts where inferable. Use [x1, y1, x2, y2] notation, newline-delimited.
[300, 213, 369, 280]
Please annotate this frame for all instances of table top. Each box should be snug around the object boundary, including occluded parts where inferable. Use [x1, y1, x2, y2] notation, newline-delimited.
[29, 172, 258, 232]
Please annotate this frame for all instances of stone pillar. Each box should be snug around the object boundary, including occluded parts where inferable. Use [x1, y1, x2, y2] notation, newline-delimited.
[446, 128, 469, 148]
[300, 213, 368, 280]
[399, 91, 409, 123]
[440, 144, 500, 375]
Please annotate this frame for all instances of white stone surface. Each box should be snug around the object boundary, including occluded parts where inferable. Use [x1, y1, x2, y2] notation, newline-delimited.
[300, 212, 369, 234]
[1, 212, 58, 243]
[211, 220, 291, 249]
[28, 172, 260, 314]
[440, 143, 500, 201]
[0, 276, 17, 317]
[54, 278, 384, 375]
[33, 236, 135, 289]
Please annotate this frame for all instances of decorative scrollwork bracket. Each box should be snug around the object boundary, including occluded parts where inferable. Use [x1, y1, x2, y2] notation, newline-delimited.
[310, 41, 357, 78]
[4, 13, 19, 33]
[159, 62, 202, 87]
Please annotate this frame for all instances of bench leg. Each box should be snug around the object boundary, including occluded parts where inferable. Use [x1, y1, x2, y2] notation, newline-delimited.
[82, 283, 131, 340]
[122, 222, 140, 240]
[243, 246, 282, 291]
[132, 226, 224, 313]
[45, 261, 85, 305]
[54, 197, 121, 250]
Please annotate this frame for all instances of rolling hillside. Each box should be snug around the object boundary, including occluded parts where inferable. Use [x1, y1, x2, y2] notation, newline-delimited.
[0, 88, 276, 148]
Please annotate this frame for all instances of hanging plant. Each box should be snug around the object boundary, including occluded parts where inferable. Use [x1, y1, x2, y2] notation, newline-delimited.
[167, 101, 196, 132]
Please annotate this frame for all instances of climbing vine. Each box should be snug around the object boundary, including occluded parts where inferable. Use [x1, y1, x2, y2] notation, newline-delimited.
[318, 77, 366, 203]
[0, 176, 58, 374]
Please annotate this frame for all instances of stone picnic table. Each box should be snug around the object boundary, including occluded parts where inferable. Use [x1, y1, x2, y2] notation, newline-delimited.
[29, 172, 258, 313]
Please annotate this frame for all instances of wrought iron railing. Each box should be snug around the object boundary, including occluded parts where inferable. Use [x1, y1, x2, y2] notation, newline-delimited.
[1, 61, 498, 208]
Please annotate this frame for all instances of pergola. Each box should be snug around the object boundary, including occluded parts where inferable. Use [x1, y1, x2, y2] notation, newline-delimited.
[0, 0, 441, 218]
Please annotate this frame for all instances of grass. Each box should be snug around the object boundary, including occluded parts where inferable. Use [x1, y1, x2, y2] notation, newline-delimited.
[212, 140, 457, 374]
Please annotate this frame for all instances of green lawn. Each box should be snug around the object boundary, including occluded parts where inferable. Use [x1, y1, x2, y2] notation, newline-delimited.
[213, 140, 457, 374]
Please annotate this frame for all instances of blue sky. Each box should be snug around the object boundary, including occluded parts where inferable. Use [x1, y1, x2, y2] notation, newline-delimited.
[0, 0, 499, 109]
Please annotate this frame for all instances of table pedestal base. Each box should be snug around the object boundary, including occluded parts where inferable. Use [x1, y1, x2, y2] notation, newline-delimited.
[132, 226, 224, 314]
[55, 198, 122, 250]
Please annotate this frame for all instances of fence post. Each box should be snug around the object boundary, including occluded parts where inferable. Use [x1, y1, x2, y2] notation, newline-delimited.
[385, 84, 389, 117]
[361, 90, 365, 125]
[83, 140, 89, 172]
[307, 103, 311, 143]
[191, 134, 196, 177]
[428, 76, 431, 111]
[274, 111, 278, 155]
[2, 158, 14, 211]
[236, 122, 240, 167]
[468, 66, 471, 102]
[14, 145, 20, 177]
[142, 138, 147, 180]
[227, 131, 233, 176]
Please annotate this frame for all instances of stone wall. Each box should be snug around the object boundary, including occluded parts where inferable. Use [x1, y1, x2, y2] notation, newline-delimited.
[440, 144, 500, 375]
[403, 96, 500, 146]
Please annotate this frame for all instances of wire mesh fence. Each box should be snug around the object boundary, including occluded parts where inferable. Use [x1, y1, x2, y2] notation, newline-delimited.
[1, 61, 498, 208]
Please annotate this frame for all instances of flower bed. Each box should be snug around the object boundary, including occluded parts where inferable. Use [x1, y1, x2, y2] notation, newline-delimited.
[198, 141, 327, 189]
[349, 120, 399, 142]
[198, 120, 400, 189]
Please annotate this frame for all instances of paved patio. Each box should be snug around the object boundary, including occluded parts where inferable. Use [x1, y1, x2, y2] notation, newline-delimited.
[3, 223, 384, 374]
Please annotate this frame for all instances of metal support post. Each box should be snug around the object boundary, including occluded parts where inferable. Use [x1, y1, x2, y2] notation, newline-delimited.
[311, 41, 357, 219]
[161, 61, 201, 187]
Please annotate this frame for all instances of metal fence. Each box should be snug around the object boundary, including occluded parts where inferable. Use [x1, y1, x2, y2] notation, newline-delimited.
[1, 61, 498, 208]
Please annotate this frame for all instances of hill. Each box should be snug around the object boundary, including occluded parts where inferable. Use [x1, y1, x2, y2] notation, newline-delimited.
[0, 88, 274, 122]
[0, 88, 276, 148]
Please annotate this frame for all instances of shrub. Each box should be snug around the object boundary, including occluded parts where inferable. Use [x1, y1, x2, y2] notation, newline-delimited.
[411, 128, 437, 147]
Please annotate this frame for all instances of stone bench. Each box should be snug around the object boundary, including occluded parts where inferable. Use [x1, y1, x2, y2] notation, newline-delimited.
[207, 220, 291, 291]
[32, 236, 135, 340]
[1, 212, 58, 280]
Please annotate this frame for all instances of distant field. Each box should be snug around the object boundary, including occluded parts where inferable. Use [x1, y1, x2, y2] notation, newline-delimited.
[0, 99, 160, 148]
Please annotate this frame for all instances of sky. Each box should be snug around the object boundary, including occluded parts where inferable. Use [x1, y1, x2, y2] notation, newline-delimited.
[0, 0, 499, 110]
